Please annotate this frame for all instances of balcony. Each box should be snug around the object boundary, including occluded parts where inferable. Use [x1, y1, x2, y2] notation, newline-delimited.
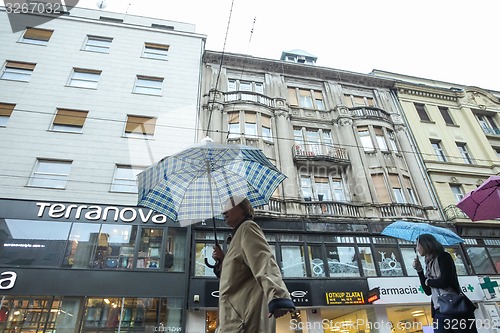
[293, 143, 350, 164]
[443, 204, 469, 221]
[350, 107, 391, 122]
[378, 203, 427, 219]
[224, 91, 275, 108]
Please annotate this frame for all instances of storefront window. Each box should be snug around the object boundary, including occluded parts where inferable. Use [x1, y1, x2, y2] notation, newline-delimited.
[0, 219, 71, 268]
[373, 246, 403, 277]
[280, 245, 306, 277]
[307, 245, 325, 277]
[446, 247, 467, 275]
[400, 247, 418, 276]
[195, 242, 217, 277]
[358, 246, 377, 277]
[165, 227, 186, 272]
[488, 247, 500, 273]
[136, 227, 163, 269]
[93, 225, 138, 270]
[63, 222, 101, 268]
[466, 247, 496, 275]
[386, 305, 433, 333]
[325, 245, 360, 277]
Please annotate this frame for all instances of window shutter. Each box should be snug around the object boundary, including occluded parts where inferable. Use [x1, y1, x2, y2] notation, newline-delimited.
[24, 28, 53, 41]
[54, 109, 88, 126]
[245, 112, 256, 123]
[261, 115, 271, 127]
[144, 42, 169, 51]
[389, 174, 401, 188]
[6, 61, 36, 70]
[314, 91, 323, 100]
[374, 127, 384, 135]
[126, 116, 156, 135]
[343, 95, 353, 108]
[0, 103, 15, 117]
[314, 177, 329, 183]
[288, 88, 298, 106]
[228, 112, 239, 124]
[372, 174, 390, 203]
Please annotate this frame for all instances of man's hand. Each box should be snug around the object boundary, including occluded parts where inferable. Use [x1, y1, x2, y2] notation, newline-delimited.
[212, 244, 224, 262]
[268, 308, 294, 319]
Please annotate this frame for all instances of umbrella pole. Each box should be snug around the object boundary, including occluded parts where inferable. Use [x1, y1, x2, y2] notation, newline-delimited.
[204, 161, 219, 269]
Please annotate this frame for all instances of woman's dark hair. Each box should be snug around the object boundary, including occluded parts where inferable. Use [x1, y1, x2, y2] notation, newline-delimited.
[417, 234, 444, 255]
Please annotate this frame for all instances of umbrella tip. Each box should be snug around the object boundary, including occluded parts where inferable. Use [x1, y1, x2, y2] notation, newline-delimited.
[201, 136, 214, 143]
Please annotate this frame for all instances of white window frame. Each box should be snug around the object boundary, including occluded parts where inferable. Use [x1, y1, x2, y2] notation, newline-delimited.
[29, 159, 72, 189]
[1, 61, 35, 82]
[450, 184, 464, 202]
[457, 143, 473, 164]
[431, 141, 447, 162]
[0, 103, 15, 127]
[68, 68, 101, 89]
[133, 76, 163, 95]
[20, 27, 53, 45]
[388, 131, 398, 152]
[300, 175, 347, 202]
[83, 35, 113, 53]
[358, 129, 375, 152]
[143, 42, 169, 60]
[110, 165, 144, 193]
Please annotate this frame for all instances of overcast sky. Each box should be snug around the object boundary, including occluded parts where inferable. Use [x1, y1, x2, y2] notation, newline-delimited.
[77, 0, 500, 92]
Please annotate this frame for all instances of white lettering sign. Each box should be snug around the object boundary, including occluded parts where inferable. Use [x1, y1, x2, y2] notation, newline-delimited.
[37, 202, 167, 224]
[0, 271, 17, 290]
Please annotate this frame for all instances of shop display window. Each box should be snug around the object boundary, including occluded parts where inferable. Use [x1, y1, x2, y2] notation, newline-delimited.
[466, 247, 496, 275]
[400, 247, 418, 276]
[165, 228, 186, 272]
[0, 219, 71, 268]
[373, 246, 404, 277]
[386, 305, 433, 333]
[136, 228, 163, 269]
[325, 245, 360, 277]
[308, 245, 326, 277]
[358, 246, 377, 277]
[194, 242, 217, 277]
[280, 245, 306, 277]
[446, 247, 467, 275]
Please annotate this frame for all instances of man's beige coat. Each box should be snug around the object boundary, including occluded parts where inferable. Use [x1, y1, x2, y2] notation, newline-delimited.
[217, 220, 292, 332]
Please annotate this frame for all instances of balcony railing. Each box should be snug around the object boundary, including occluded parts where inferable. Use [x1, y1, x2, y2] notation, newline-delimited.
[293, 144, 349, 163]
[378, 203, 427, 219]
[303, 201, 362, 218]
[443, 204, 469, 220]
[350, 107, 391, 122]
[224, 91, 275, 108]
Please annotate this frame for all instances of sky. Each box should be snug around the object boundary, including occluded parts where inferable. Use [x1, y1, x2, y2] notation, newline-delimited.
[76, 0, 500, 92]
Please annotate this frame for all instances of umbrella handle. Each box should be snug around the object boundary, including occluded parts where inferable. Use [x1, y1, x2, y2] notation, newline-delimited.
[205, 257, 219, 268]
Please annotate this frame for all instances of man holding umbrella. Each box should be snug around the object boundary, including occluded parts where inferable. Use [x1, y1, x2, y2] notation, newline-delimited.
[212, 196, 295, 332]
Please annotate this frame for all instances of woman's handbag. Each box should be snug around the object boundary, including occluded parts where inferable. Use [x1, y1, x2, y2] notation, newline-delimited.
[437, 292, 476, 315]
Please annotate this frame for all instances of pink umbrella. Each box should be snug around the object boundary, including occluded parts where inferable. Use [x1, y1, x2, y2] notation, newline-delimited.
[457, 175, 500, 221]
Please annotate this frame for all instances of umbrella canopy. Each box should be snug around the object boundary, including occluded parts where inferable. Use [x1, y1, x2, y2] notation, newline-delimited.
[457, 175, 500, 221]
[381, 220, 464, 246]
[137, 137, 286, 226]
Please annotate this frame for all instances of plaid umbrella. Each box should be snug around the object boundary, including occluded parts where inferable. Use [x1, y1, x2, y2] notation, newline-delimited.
[137, 137, 286, 228]
[457, 175, 500, 221]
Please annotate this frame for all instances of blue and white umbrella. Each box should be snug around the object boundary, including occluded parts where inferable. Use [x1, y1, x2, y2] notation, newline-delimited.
[381, 220, 464, 246]
[137, 137, 286, 227]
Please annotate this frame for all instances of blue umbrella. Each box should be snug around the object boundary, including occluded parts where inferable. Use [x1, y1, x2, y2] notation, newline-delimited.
[137, 137, 286, 227]
[381, 220, 464, 246]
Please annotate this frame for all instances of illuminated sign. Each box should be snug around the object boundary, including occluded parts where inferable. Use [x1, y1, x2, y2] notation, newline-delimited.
[366, 287, 380, 303]
[325, 291, 364, 305]
[0, 271, 17, 290]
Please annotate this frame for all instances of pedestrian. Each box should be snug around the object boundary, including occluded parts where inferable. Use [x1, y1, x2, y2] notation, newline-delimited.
[212, 196, 295, 332]
[413, 234, 477, 333]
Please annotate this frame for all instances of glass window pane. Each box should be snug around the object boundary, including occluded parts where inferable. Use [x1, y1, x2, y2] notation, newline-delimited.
[92, 225, 137, 270]
[308, 245, 325, 277]
[359, 247, 377, 276]
[280, 245, 306, 277]
[487, 248, 500, 274]
[165, 228, 186, 272]
[195, 242, 216, 277]
[374, 246, 403, 276]
[136, 228, 163, 269]
[0, 219, 71, 267]
[446, 247, 467, 275]
[326, 245, 360, 277]
[467, 247, 496, 275]
[400, 248, 418, 276]
[63, 223, 101, 268]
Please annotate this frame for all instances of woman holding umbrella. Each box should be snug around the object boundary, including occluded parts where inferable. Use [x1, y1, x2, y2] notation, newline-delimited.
[413, 234, 477, 333]
[212, 196, 295, 332]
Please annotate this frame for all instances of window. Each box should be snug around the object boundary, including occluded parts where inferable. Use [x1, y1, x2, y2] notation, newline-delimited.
[143, 42, 169, 60]
[431, 140, 447, 162]
[124, 115, 156, 138]
[325, 245, 360, 277]
[1, 61, 36, 82]
[83, 35, 113, 53]
[244, 112, 257, 138]
[456, 142, 473, 164]
[20, 27, 53, 45]
[495, 147, 500, 158]
[343, 94, 375, 108]
[387, 130, 398, 152]
[294, 127, 334, 156]
[226, 111, 270, 141]
[110, 165, 144, 193]
[439, 106, 455, 125]
[133, 76, 163, 95]
[227, 112, 240, 139]
[404, 177, 418, 204]
[414, 103, 431, 121]
[374, 127, 388, 152]
[280, 245, 306, 277]
[261, 115, 272, 141]
[51, 108, 88, 133]
[450, 184, 464, 202]
[228, 79, 264, 93]
[288, 88, 325, 110]
[0, 103, 15, 126]
[29, 159, 72, 189]
[68, 68, 101, 89]
[476, 114, 499, 135]
[300, 175, 346, 202]
[390, 174, 405, 203]
[358, 127, 374, 152]
[372, 173, 390, 203]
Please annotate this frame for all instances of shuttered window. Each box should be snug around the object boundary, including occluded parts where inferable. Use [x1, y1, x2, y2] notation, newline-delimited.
[134, 76, 163, 95]
[52, 109, 88, 132]
[1, 61, 36, 81]
[0, 103, 15, 126]
[372, 174, 390, 203]
[125, 115, 156, 137]
[22, 28, 53, 44]
[143, 42, 169, 60]
[69, 68, 101, 88]
[288, 88, 298, 106]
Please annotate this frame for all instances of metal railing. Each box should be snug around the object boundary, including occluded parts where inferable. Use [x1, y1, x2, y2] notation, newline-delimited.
[293, 143, 349, 162]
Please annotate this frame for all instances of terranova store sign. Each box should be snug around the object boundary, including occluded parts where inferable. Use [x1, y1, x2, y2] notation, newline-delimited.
[367, 276, 484, 304]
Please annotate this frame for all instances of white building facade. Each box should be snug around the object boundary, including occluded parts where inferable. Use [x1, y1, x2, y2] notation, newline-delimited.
[0, 7, 205, 332]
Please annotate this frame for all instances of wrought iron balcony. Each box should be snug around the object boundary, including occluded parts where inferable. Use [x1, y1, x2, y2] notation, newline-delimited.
[293, 143, 349, 164]
[350, 107, 391, 122]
